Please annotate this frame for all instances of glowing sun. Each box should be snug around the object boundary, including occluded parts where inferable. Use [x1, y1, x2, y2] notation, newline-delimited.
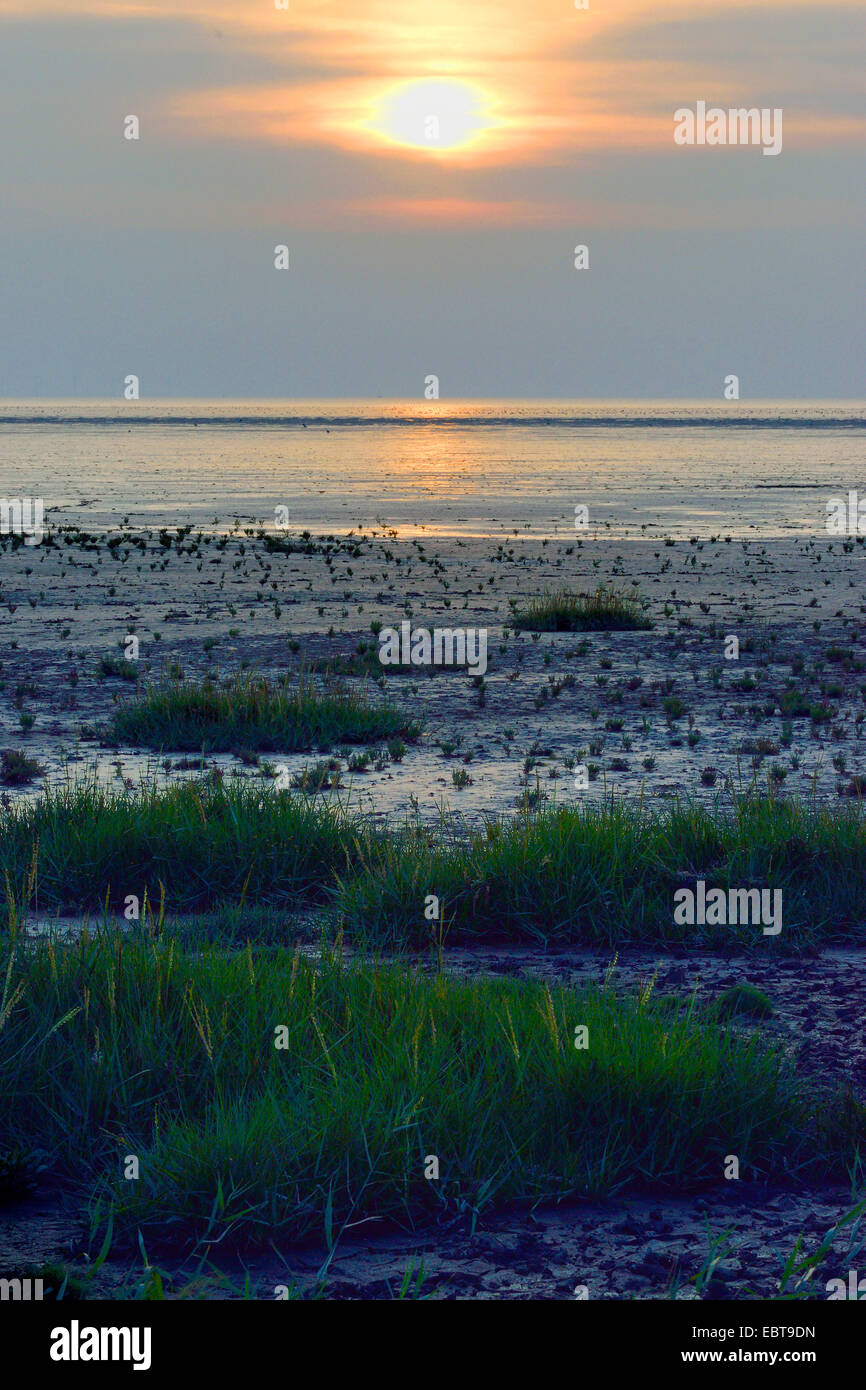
[369, 78, 494, 153]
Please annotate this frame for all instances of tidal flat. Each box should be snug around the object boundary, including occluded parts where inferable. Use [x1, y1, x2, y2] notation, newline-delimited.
[2, 514, 866, 1300]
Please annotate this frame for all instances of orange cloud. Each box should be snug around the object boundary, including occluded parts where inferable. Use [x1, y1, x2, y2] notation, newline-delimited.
[6, 0, 865, 217]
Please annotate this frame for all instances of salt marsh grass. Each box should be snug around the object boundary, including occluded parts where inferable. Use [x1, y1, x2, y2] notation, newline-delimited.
[510, 585, 652, 633]
[4, 785, 866, 947]
[110, 672, 420, 753]
[337, 795, 866, 949]
[0, 933, 847, 1254]
[0, 778, 378, 913]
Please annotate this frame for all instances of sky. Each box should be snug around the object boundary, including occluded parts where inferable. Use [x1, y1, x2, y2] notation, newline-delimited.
[0, 0, 863, 399]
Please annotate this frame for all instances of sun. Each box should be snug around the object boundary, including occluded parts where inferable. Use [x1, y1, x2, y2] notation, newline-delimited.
[368, 78, 494, 154]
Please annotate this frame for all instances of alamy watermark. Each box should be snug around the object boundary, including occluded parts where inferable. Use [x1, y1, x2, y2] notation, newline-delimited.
[674, 102, 782, 156]
[50, 1321, 151, 1371]
[0, 497, 44, 545]
[0, 1275, 43, 1300]
[826, 491, 866, 535]
[827, 1270, 866, 1300]
[674, 880, 782, 935]
[378, 621, 487, 676]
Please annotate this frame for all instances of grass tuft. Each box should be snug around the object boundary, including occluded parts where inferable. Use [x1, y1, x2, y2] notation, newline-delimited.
[510, 586, 652, 633]
[0, 778, 380, 914]
[710, 984, 774, 1021]
[336, 794, 866, 950]
[109, 672, 420, 754]
[0, 749, 45, 786]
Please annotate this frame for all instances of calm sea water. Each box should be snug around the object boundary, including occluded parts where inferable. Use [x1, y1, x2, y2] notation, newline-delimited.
[1, 400, 864, 539]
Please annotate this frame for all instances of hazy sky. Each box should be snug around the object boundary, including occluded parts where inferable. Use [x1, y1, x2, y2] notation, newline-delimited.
[1, 0, 863, 398]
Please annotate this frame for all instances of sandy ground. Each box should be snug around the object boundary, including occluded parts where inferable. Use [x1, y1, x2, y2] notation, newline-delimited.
[3, 520, 866, 1299]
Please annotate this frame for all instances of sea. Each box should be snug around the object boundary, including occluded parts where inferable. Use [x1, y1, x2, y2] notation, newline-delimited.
[1, 399, 864, 540]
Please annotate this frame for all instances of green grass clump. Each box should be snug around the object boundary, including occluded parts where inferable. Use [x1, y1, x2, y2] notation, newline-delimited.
[663, 695, 687, 721]
[337, 795, 866, 949]
[710, 984, 774, 1021]
[0, 778, 378, 913]
[289, 758, 342, 793]
[0, 933, 842, 1253]
[98, 655, 139, 681]
[779, 689, 832, 723]
[110, 673, 420, 753]
[0, 749, 45, 786]
[510, 586, 651, 633]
